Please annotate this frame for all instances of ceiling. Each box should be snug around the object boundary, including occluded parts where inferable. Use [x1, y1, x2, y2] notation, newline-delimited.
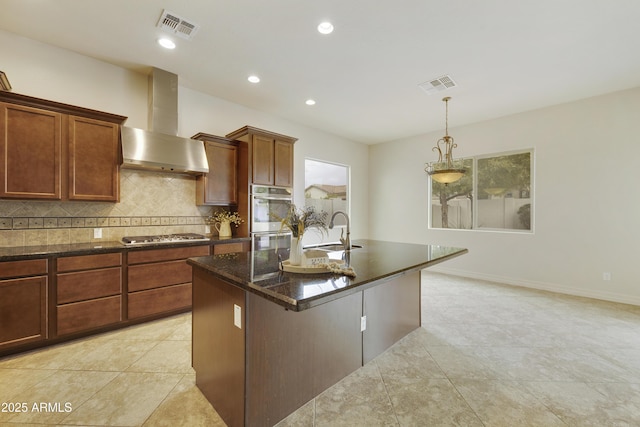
[1, 0, 639, 144]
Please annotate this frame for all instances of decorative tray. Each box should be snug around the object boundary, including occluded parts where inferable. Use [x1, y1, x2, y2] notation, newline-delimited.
[279, 259, 345, 274]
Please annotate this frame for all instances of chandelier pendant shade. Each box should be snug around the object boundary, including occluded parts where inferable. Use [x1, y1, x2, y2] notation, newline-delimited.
[425, 97, 466, 184]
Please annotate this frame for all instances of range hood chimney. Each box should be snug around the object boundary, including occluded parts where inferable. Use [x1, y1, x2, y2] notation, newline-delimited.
[120, 68, 209, 174]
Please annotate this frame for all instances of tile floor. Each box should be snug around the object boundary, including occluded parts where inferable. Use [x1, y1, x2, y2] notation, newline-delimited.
[2, 272, 640, 426]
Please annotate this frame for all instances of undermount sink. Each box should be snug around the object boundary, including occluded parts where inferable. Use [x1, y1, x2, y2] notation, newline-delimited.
[305, 243, 362, 251]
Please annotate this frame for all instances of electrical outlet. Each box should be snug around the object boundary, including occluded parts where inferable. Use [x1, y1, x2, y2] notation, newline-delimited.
[234, 304, 242, 329]
[93, 228, 102, 239]
[603, 272, 611, 281]
[360, 315, 367, 332]
[205, 225, 211, 234]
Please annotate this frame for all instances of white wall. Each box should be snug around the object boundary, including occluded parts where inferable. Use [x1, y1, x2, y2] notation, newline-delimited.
[370, 87, 640, 305]
[1, 30, 148, 127]
[0, 30, 369, 245]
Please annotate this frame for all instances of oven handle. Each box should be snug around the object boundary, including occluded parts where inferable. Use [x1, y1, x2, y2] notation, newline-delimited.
[251, 231, 292, 237]
[252, 195, 293, 201]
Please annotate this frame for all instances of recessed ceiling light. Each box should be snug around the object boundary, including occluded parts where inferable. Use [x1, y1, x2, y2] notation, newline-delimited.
[248, 75, 260, 83]
[317, 22, 334, 35]
[305, 99, 316, 106]
[158, 38, 176, 49]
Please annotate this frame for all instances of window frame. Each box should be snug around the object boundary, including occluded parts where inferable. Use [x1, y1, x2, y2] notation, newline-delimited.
[429, 148, 534, 233]
[304, 158, 350, 228]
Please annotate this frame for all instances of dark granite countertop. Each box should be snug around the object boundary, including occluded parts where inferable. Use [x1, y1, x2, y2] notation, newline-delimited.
[0, 241, 126, 261]
[0, 236, 251, 261]
[187, 239, 468, 311]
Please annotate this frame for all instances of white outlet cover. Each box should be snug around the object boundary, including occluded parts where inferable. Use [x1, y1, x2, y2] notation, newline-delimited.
[234, 304, 242, 329]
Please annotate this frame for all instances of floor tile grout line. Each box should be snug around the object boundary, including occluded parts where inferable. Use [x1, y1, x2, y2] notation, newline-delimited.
[371, 360, 401, 427]
[139, 372, 189, 427]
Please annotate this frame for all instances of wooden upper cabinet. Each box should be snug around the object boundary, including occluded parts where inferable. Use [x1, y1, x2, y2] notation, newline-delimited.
[68, 116, 120, 201]
[226, 125, 297, 188]
[0, 102, 62, 199]
[274, 139, 294, 188]
[252, 135, 275, 185]
[192, 133, 238, 206]
[0, 92, 126, 202]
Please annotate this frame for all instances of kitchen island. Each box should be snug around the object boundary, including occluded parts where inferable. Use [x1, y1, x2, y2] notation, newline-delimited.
[188, 239, 467, 427]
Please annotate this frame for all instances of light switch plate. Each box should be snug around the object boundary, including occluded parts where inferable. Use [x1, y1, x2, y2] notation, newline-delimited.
[234, 304, 242, 329]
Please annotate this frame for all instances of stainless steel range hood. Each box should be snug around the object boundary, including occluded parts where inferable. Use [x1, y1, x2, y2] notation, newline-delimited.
[120, 68, 208, 174]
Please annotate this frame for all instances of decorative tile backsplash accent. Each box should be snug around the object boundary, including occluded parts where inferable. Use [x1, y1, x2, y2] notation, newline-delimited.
[0, 216, 206, 230]
[0, 169, 215, 247]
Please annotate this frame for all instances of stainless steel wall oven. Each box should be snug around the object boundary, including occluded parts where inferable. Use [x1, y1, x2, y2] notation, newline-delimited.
[250, 185, 293, 233]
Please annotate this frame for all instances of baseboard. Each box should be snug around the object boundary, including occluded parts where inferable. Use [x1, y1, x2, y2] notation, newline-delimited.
[426, 266, 640, 307]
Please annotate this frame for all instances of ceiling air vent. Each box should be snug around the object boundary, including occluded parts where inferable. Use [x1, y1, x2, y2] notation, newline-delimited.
[157, 10, 200, 40]
[418, 75, 457, 95]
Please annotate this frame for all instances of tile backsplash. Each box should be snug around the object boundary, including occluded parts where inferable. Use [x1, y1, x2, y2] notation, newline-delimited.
[0, 169, 214, 247]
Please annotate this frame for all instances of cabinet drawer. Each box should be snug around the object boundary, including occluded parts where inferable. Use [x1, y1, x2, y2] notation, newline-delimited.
[57, 252, 121, 272]
[0, 259, 48, 279]
[213, 242, 247, 255]
[128, 260, 192, 292]
[57, 295, 121, 336]
[127, 245, 209, 264]
[0, 276, 47, 350]
[128, 283, 191, 319]
[57, 267, 122, 304]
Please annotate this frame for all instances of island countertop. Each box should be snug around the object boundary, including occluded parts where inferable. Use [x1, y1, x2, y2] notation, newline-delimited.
[187, 239, 467, 311]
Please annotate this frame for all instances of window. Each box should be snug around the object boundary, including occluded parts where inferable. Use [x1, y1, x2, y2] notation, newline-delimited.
[430, 150, 533, 231]
[304, 159, 349, 226]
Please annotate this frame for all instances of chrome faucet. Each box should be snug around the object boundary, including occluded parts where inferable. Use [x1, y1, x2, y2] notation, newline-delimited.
[329, 211, 351, 251]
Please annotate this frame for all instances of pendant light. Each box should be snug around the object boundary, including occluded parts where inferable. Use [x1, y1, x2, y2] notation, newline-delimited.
[424, 97, 465, 184]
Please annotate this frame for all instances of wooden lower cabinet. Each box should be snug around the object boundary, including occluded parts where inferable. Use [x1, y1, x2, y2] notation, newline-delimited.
[55, 252, 122, 337]
[0, 274, 48, 351]
[128, 260, 192, 292]
[57, 295, 121, 336]
[128, 283, 192, 319]
[2, 243, 256, 356]
[127, 245, 209, 320]
[213, 241, 249, 255]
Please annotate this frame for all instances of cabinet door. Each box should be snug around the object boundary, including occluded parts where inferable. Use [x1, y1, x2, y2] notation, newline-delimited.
[252, 135, 275, 185]
[0, 276, 48, 350]
[0, 102, 62, 199]
[68, 116, 120, 201]
[197, 140, 238, 205]
[274, 140, 294, 187]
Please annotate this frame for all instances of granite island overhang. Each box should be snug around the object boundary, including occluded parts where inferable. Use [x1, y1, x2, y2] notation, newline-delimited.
[187, 239, 467, 427]
[187, 239, 468, 312]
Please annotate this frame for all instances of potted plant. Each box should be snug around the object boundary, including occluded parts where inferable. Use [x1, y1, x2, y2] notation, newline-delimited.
[206, 210, 244, 238]
[271, 204, 328, 265]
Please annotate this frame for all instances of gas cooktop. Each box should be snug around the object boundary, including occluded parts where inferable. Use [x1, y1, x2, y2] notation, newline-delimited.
[122, 233, 209, 246]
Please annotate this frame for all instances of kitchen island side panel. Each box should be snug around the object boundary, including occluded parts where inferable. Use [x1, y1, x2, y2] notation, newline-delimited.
[363, 271, 421, 364]
[192, 268, 245, 427]
[245, 290, 363, 427]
